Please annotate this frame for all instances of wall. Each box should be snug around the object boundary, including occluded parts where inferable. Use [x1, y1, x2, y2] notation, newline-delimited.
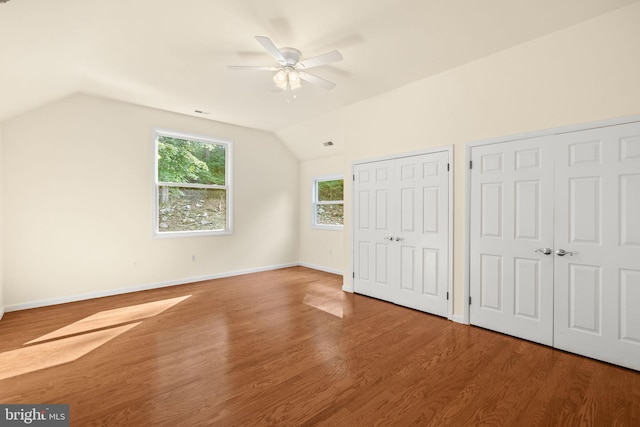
[340, 3, 640, 317]
[1, 94, 299, 309]
[298, 155, 344, 274]
[275, 110, 344, 161]
[0, 123, 3, 319]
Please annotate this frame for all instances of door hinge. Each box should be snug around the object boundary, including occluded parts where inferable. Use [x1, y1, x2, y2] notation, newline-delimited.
[353, 174, 355, 181]
[469, 160, 473, 169]
[352, 272, 355, 278]
[446, 291, 449, 300]
[469, 296, 472, 305]
[447, 163, 450, 172]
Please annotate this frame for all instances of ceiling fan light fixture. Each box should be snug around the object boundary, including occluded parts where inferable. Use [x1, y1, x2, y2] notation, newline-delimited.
[273, 67, 301, 91]
[273, 69, 287, 88]
[288, 71, 301, 90]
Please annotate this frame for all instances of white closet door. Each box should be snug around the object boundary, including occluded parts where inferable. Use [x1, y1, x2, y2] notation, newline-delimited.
[394, 151, 449, 316]
[469, 136, 555, 346]
[353, 159, 397, 302]
[553, 122, 640, 371]
[353, 151, 450, 317]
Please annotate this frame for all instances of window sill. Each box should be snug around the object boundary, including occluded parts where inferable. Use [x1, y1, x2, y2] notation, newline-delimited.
[312, 225, 344, 231]
[153, 229, 233, 239]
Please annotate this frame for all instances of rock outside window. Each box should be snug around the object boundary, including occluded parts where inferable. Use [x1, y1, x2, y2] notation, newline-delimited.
[313, 176, 343, 229]
[154, 129, 232, 237]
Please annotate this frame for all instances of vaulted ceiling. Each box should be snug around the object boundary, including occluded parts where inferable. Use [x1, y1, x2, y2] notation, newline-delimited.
[1, 0, 637, 140]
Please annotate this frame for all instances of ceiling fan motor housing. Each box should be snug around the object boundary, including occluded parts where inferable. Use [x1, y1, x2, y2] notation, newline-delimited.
[279, 47, 302, 66]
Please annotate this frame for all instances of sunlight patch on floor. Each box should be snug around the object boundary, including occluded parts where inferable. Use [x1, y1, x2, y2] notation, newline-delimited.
[0, 295, 192, 381]
[303, 283, 345, 318]
[0, 322, 140, 380]
[26, 295, 191, 344]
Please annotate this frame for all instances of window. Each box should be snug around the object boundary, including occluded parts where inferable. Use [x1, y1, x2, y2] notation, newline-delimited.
[154, 129, 232, 237]
[312, 176, 344, 229]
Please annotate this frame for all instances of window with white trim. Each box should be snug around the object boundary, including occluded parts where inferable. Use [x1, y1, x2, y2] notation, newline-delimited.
[154, 129, 232, 237]
[312, 176, 343, 229]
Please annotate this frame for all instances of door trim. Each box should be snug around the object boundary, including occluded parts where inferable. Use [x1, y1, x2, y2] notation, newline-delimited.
[349, 145, 454, 320]
[463, 114, 640, 325]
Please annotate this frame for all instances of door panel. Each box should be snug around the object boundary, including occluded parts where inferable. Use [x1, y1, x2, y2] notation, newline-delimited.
[423, 249, 438, 296]
[400, 188, 416, 232]
[353, 151, 450, 317]
[480, 254, 502, 311]
[353, 160, 396, 302]
[554, 122, 640, 371]
[514, 258, 540, 319]
[470, 136, 555, 346]
[400, 246, 415, 290]
[569, 177, 600, 244]
[514, 180, 540, 240]
[394, 152, 449, 315]
[620, 174, 640, 246]
[358, 242, 371, 281]
[480, 182, 503, 238]
[568, 263, 601, 334]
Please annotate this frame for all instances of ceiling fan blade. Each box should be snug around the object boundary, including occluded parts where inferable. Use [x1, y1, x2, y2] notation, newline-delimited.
[227, 65, 279, 71]
[298, 50, 343, 69]
[299, 72, 336, 91]
[255, 36, 286, 64]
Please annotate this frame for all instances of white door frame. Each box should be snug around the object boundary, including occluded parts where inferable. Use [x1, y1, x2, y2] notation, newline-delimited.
[348, 145, 454, 320]
[463, 115, 640, 325]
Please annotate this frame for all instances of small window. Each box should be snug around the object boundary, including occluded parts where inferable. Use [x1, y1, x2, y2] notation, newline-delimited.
[154, 129, 232, 237]
[312, 176, 344, 229]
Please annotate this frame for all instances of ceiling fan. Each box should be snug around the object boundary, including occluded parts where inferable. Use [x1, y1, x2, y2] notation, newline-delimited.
[228, 36, 343, 92]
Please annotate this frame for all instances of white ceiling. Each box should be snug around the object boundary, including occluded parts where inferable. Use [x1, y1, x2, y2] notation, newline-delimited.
[1, 0, 637, 139]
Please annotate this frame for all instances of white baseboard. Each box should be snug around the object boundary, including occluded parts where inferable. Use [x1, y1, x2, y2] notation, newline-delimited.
[298, 262, 343, 276]
[0, 306, 4, 321]
[4, 262, 298, 313]
[452, 314, 467, 324]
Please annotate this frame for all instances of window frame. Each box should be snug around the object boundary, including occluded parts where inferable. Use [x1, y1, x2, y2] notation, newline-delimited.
[311, 175, 344, 230]
[153, 128, 233, 238]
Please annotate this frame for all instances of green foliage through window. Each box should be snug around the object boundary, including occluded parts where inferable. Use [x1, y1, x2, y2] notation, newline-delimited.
[157, 136, 226, 185]
[317, 179, 343, 202]
[314, 177, 344, 228]
[155, 131, 231, 235]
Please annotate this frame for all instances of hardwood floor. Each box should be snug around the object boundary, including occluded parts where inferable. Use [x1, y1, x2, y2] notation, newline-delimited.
[0, 267, 638, 426]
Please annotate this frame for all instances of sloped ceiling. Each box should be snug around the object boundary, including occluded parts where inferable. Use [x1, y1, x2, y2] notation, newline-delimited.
[1, 0, 637, 155]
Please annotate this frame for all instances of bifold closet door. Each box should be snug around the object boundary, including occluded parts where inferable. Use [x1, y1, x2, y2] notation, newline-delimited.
[353, 151, 450, 317]
[469, 120, 640, 370]
[469, 136, 555, 346]
[353, 158, 396, 303]
[553, 122, 640, 371]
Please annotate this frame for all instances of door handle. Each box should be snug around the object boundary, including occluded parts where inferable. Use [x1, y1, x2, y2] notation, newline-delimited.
[383, 236, 394, 241]
[555, 249, 576, 257]
[534, 248, 552, 255]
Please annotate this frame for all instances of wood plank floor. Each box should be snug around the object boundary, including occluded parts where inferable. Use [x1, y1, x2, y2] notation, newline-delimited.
[0, 267, 638, 426]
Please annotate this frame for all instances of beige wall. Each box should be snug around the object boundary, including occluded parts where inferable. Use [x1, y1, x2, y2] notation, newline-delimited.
[339, 3, 640, 316]
[1, 94, 299, 308]
[0, 123, 3, 317]
[298, 155, 344, 274]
